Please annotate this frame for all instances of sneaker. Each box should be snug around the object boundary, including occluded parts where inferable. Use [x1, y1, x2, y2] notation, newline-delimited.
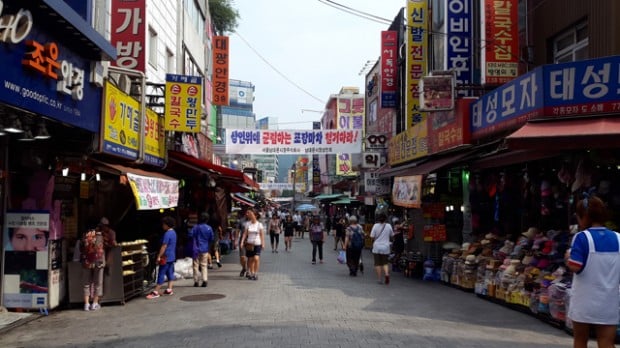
[163, 289, 174, 295]
[246, 273, 252, 279]
[201, 281, 207, 288]
[91, 303, 101, 311]
[193, 282, 199, 287]
[146, 291, 160, 299]
[216, 261, 222, 268]
[251, 275, 258, 281]
[312, 261, 316, 265]
[239, 269, 246, 277]
[84, 303, 90, 311]
[385, 275, 390, 285]
[207, 265, 214, 270]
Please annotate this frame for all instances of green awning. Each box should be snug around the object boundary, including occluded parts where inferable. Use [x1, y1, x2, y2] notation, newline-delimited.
[331, 197, 352, 205]
[313, 193, 345, 200]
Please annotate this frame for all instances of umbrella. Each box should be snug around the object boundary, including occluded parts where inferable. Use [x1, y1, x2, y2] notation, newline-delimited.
[296, 204, 318, 212]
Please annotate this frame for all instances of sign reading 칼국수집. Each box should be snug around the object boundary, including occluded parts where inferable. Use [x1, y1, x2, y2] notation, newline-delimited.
[225, 129, 362, 155]
[165, 74, 202, 133]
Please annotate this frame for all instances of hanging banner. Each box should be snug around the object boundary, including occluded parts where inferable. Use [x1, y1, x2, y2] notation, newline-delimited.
[336, 95, 364, 176]
[392, 175, 423, 208]
[480, 0, 518, 85]
[406, 0, 428, 128]
[212, 36, 229, 106]
[226, 129, 362, 155]
[111, 0, 146, 72]
[381, 31, 398, 108]
[164, 74, 202, 132]
[126, 173, 179, 210]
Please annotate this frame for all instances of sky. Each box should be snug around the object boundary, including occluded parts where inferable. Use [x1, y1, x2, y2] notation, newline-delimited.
[229, 0, 405, 130]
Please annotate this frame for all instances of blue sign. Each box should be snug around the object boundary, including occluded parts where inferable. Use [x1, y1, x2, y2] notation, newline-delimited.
[0, 18, 101, 132]
[381, 92, 397, 108]
[446, 0, 473, 95]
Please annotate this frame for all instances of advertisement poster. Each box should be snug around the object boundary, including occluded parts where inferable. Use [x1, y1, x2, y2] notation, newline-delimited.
[392, 175, 423, 208]
[165, 74, 202, 133]
[336, 96, 364, 176]
[3, 211, 51, 309]
[126, 173, 179, 210]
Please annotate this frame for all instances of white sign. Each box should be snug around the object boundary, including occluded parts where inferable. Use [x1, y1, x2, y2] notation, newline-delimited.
[0, 1, 33, 44]
[226, 129, 362, 155]
[126, 173, 179, 210]
[259, 183, 293, 191]
[362, 152, 385, 169]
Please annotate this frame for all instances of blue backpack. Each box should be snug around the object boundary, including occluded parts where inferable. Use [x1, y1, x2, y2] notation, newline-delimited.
[350, 227, 364, 250]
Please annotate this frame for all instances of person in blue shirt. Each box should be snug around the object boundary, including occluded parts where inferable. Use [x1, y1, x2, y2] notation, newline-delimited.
[189, 212, 214, 287]
[147, 216, 178, 299]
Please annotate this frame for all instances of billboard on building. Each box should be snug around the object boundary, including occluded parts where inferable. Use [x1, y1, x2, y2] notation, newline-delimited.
[226, 129, 362, 155]
[336, 95, 364, 176]
[480, 0, 519, 85]
[392, 175, 423, 208]
[164, 74, 202, 133]
[212, 36, 229, 106]
[406, 0, 428, 128]
[111, 0, 146, 72]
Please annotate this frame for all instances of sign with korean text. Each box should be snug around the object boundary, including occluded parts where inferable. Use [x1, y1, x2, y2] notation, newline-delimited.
[480, 0, 518, 85]
[381, 31, 398, 108]
[419, 75, 455, 111]
[445, 0, 473, 94]
[336, 95, 364, 176]
[423, 224, 447, 242]
[101, 82, 166, 166]
[259, 183, 293, 191]
[388, 120, 429, 165]
[362, 152, 385, 169]
[392, 175, 422, 208]
[0, 4, 100, 131]
[126, 173, 179, 210]
[165, 74, 202, 132]
[111, 0, 146, 71]
[212, 36, 229, 106]
[428, 98, 473, 153]
[225, 129, 362, 155]
[406, 0, 428, 127]
[365, 134, 388, 150]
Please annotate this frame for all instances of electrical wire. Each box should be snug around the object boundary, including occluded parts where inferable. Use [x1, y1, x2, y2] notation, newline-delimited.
[316, 0, 392, 25]
[233, 31, 326, 106]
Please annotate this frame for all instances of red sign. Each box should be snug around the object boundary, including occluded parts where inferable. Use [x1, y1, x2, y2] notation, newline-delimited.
[427, 98, 473, 154]
[111, 0, 146, 72]
[380, 31, 398, 108]
[423, 224, 447, 242]
[422, 203, 446, 219]
[212, 36, 229, 106]
[481, 0, 518, 85]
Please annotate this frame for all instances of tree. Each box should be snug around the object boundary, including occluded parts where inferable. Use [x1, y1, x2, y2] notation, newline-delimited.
[209, 0, 240, 35]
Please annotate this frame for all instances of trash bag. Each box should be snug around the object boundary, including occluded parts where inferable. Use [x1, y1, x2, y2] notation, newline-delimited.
[337, 250, 346, 264]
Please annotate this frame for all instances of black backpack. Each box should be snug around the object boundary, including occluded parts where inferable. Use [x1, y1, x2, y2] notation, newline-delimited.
[350, 226, 363, 250]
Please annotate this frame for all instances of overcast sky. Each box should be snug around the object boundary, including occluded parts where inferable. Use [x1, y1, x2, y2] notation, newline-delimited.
[229, 0, 404, 129]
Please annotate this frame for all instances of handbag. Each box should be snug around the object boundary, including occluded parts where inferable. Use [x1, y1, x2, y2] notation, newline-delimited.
[158, 255, 167, 265]
[244, 242, 255, 252]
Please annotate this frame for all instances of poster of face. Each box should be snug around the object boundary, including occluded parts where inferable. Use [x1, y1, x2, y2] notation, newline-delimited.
[392, 175, 423, 208]
[4, 211, 50, 251]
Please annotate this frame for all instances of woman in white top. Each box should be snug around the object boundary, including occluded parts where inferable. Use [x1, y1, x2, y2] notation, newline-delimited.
[241, 208, 265, 281]
[370, 213, 394, 285]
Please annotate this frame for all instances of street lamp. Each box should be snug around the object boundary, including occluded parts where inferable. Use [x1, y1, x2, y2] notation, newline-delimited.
[291, 163, 297, 211]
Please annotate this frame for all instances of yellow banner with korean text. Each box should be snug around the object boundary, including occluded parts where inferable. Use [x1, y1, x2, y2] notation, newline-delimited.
[406, 0, 428, 128]
[336, 95, 364, 176]
[388, 119, 429, 166]
[165, 74, 202, 133]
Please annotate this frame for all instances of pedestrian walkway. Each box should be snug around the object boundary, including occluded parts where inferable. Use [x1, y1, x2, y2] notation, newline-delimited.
[0, 238, 584, 348]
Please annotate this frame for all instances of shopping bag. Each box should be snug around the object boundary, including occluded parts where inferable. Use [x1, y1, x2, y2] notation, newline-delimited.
[337, 250, 346, 264]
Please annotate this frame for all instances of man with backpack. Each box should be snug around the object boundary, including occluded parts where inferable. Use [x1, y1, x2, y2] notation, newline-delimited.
[343, 216, 365, 276]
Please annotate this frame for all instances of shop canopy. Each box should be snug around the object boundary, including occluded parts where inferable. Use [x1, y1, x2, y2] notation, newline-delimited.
[506, 117, 620, 151]
[94, 161, 179, 211]
[313, 193, 345, 201]
[331, 197, 352, 205]
[231, 193, 255, 207]
[378, 150, 473, 179]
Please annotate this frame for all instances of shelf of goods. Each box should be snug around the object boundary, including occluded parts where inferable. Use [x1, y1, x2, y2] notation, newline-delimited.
[120, 240, 148, 303]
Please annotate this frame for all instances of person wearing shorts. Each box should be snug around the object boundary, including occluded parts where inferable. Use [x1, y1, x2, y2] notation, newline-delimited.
[370, 213, 394, 285]
[283, 215, 296, 252]
[147, 216, 177, 299]
[241, 208, 264, 280]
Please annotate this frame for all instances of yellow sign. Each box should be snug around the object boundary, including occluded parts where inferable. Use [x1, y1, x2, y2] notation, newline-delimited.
[336, 95, 364, 176]
[388, 119, 429, 166]
[165, 74, 202, 133]
[406, 0, 428, 128]
[101, 82, 166, 167]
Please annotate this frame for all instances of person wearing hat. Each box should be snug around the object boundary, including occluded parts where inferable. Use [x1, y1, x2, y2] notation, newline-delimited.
[98, 217, 117, 277]
[565, 194, 620, 348]
[309, 215, 325, 264]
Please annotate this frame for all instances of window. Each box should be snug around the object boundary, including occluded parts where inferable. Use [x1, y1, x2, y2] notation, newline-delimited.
[149, 27, 158, 68]
[166, 48, 175, 74]
[553, 22, 588, 63]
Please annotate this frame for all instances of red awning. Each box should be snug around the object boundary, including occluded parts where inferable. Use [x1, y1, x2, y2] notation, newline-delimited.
[506, 117, 620, 150]
[167, 151, 259, 189]
[231, 193, 255, 207]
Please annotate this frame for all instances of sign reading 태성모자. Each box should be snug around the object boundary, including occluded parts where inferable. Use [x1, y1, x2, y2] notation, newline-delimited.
[165, 74, 202, 133]
[126, 173, 179, 210]
[225, 129, 362, 155]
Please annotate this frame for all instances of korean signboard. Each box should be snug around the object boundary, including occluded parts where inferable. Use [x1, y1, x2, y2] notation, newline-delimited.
[126, 173, 179, 210]
[165, 74, 202, 133]
[0, 4, 101, 131]
[111, 0, 146, 72]
[388, 120, 429, 166]
[406, 0, 428, 128]
[428, 98, 473, 153]
[445, 0, 473, 94]
[212, 36, 229, 106]
[381, 31, 398, 108]
[225, 129, 362, 155]
[419, 75, 455, 111]
[480, 0, 518, 85]
[101, 82, 166, 166]
[392, 175, 423, 208]
[364, 172, 391, 195]
[336, 95, 364, 176]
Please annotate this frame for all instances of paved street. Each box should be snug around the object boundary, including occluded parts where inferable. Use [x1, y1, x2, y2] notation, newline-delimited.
[1, 238, 580, 348]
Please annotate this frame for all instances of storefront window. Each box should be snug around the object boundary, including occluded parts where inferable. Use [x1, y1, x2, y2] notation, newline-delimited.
[553, 22, 588, 63]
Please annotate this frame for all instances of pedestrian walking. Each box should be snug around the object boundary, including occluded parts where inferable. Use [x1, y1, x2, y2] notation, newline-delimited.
[268, 214, 282, 253]
[146, 216, 177, 299]
[370, 213, 394, 285]
[301, 214, 310, 239]
[207, 212, 223, 269]
[343, 215, 364, 276]
[80, 226, 105, 311]
[565, 194, 620, 348]
[309, 215, 325, 264]
[189, 212, 213, 288]
[241, 208, 264, 280]
[283, 215, 296, 252]
[235, 211, 249, 277]
[333, 216, 346, 250]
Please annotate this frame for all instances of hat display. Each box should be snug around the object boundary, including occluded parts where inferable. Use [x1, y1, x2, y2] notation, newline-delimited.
[521, 227, 538, 240]
[465, 254, 477, 264]
[461, 242, 471, 251]
[442, 242, 460, 250]
[485, 233, 498, 240]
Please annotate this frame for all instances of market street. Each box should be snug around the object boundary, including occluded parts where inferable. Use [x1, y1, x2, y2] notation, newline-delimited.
[1, 239, 579, 348]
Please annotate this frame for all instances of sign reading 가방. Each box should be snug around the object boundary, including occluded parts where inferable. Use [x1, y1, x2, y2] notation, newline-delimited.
[225, 129, 362, 155]
[126, 173, 179, 210]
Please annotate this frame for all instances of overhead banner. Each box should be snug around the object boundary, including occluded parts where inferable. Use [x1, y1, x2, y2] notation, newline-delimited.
[126, 173, 179, 210]
[226, 129, 362, 155]
[392, 175, 423, 208]
[406, 0, 428, 128]
[381, 31, 398, 108]
[259, 183, 293, 191]
[101, 82, 166, 167]
[480, 0, 518, 85]
[111, 0, 146, 71]
[164, 74, 202, 133]
[212, 36, 229, 106]
[336, 95, 364, 176]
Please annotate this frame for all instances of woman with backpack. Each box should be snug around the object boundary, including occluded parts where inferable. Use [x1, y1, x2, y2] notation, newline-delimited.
[343, 216, 364, 276]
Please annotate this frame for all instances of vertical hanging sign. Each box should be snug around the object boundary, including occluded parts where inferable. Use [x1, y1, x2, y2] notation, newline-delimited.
[445, 0, 473, 95]
[380, 31, 398, 108]
[336, 96, 364, 176]
[480, 0, 518, 85]
[110, 0, 146, 72]
[406, 0, 428, 128]
[165, 74, 202, 133]
[212, 36, 229, 106]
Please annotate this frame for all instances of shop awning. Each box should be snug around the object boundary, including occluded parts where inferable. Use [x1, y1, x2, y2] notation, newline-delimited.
[313, 193, 345, 201]
[331, 197, 352, 205]
[231, 193, 255, 207]
[95, 162, 179, 211]
[379, 151, 472, 179]
[506, 117, 620, 150]
[470, 149, 562, 170]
